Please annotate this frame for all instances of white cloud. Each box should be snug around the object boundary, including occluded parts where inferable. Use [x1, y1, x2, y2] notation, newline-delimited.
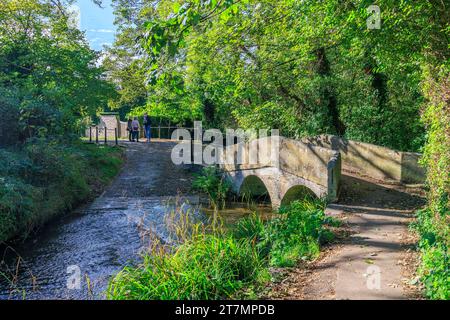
[88, 28, 115, 33]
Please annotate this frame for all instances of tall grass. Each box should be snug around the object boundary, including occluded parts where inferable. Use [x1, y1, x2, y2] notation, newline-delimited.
[108, 235, 267, 300]
[234, 197, 333, 267]
[107, 197, 334, 300]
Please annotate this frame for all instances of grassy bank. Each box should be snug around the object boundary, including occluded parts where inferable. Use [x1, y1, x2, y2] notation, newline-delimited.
[107, 197, 336, 300]
[0, 139, 123, 243]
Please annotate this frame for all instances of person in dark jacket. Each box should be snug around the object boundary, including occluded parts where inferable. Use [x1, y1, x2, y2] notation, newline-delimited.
[143, 113, 151, 142]
[127, 118, 133, 142]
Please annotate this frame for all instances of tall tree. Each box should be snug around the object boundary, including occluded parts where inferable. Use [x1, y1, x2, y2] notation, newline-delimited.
[0, 0, 116, 139]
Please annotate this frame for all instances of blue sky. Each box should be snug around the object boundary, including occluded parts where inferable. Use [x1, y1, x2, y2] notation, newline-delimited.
[75, 0, 117, 51]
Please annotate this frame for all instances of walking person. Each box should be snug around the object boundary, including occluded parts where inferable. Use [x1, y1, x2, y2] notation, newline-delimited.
[143, 113, 151, 142]
[131, 117, 140, 142]
[127, 117, 133, 142]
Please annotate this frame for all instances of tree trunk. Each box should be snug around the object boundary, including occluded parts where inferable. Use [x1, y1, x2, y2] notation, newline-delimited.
[315, 47, 346, 136]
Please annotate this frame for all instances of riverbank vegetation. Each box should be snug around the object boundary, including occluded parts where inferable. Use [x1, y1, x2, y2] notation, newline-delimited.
[107, 196, 334, 299]
[0, 1, 123, 242]
[0, 141, 123, 243]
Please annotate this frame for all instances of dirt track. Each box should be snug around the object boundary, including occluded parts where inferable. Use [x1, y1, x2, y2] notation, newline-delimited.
[267, 173, 425, 300]
[105, 141, 197, 197]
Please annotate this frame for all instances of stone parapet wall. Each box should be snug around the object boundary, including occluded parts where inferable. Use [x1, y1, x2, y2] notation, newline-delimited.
[221, 136, 341, 201]
[84, 114, 121, 140]
[99, 114, 120, 136]
[278, 138, 341, 198]
[303, 135, 425, 184]
[401, 152, 426, 184]
[119, 121, 129, 139]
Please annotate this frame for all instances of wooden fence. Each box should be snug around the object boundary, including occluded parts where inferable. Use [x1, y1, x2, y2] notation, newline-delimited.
[85, 126, 200, 145]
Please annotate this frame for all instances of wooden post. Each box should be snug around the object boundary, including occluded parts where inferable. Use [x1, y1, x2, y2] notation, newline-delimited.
[158, 125, 161, 140]
[168, 121, 171, 140]
[89, 127, 92, 142]
[115, 128, 118, 146]
[96, 127, 99, 144]
[104, 127, 107, 145]
[190, 128, 194, 164]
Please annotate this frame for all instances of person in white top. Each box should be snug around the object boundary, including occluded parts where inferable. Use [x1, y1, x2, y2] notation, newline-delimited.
[131, 117, 140, 142]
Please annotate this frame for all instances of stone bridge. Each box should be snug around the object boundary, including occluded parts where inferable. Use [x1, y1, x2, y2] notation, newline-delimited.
[220, 136, 341, 209]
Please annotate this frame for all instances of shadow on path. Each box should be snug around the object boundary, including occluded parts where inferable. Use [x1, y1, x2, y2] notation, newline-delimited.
[279, 173, 425, 300]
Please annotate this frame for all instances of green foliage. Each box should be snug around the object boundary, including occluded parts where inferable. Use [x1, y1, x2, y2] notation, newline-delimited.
[121, 0, 433, 151]
[108, 198, 333, 299]
[103, 0, 204, 124]
[418, 242, 449, 300]
[192, 166, 231, 210]
[102, 49, 148, 120]
[104, 1, 450, 154]
[415, 150, 449, 299]
[414, 205, 449, 300]
[18, 99, 64, 141]
[0, 0, 124, 241]
[415, 59, 449, 300]
[0, 0, 116, 143]
[0, 141, 123, 242]
[268, 200, 330, 266]
[0, 87, 20, 146]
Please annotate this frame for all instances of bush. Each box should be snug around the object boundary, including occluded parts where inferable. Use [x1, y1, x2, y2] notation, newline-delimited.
[416, 65, 450, 299]
[419, 243, 449, 300]
[0, 87, 67, 146]
[18, 99, 64, 141]
[192, 166, 231, 210]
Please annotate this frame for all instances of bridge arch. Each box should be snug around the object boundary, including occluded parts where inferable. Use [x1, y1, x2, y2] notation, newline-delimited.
[280, 185, 317, 207]
[239, 175, 272, 204]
